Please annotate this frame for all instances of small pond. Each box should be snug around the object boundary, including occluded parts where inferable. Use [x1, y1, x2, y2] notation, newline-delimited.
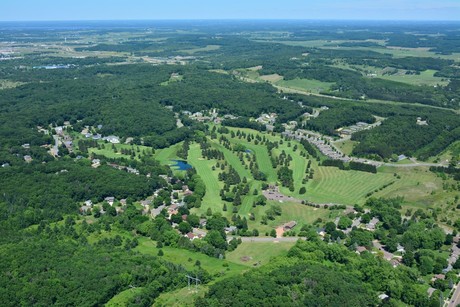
[171, 160, 192, 171]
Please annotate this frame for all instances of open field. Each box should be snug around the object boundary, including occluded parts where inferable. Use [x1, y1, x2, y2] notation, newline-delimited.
[179, 44, 221, 54]
[106, 288, 144, 307]
[376, 69, 449, 86]
[0, 79, 25, 89]
[276, 78, 334, 93]
[259, 73, 283, 82]
[135, 237, 246, 276]
[305, 166, 394, 205]
[334, 139, 358, 156]
[226, 241, 295, 267]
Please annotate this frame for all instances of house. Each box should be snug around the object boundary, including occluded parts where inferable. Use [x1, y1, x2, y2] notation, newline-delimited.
[84, 200, 93, 207]
[356, 246, 367, 253]
[91, 159, 101, 168]
[427, 287, 437, 297]
[104, 197, 115, 206]
[80, 205, 91, 214]
[55, 126, 63, 135]
[283, 221, 297, 230]
[92, 134, 102, 140]
[126, 167, 139, 175]
[104, 135, 120, 144]
[366, 217, 379, 231]
[151, 205, 165, 218]
[22, 143, 30, 149]
[24, 155, 33, 163]
[1, 163, 10, 168]
[397, 154, 407, 161]
[378, 294, 389, 300]
[224, 226, 237, 233]
[120, 199, 127, 206]
[141, 199, 152, 207]
[431, 274, 445, 282]
[199, 219, 207, 227]
[185, 232, 198, 240]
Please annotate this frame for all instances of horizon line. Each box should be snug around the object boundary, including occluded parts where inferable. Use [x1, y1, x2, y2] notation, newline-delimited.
[1, 18, 460, 23]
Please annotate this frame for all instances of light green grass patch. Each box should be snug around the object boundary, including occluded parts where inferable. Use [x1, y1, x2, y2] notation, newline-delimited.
[179, 45, 221, 54]
[379, 69, 448, 86]
[334, 139, 358, 156]
[154, 143, 181, 165]
[276, 78, 334, 94]
[135, 237, 246, 276]
[306, 166, 395, 205]
[226, 241, 295, 267]
[106, 287, 144, 307]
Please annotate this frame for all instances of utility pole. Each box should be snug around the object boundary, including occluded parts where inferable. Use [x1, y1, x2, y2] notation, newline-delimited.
[186, 275, 201, 292]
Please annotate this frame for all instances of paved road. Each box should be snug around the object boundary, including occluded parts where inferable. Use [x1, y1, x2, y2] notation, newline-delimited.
[448, 282, 460, 307]
[384, 163, 446, 168]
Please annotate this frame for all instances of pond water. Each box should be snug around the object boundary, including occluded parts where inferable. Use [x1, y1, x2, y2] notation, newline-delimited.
[171, 160, 192, 171]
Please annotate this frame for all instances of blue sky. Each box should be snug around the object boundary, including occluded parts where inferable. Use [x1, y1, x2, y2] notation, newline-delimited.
[2, 0, 460, 21]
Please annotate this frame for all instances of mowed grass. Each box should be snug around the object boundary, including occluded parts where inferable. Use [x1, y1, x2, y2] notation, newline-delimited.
[306, 166, 395, 205]
[378, 69, 448, 86]
[188, 143, 224, 215]
[154, 142, 182, 165]
[226, 241, 295, 267]
[276, 78, 334, 94]
[87, 142, 152, 161]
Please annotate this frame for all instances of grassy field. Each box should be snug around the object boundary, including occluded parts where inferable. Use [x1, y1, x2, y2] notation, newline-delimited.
[334, 139, 358, 156]
[378, 69, 448, 86]
[106, 287, 144, 307]
[154, 143, 182, 165]
[305, 166, 395, 205]
[276, 78, 334, 94]
[187, 143, 225, 215]
[226, 241, 295, 267]
[135, 237, 247, 277]
[259, 74, 283, 82]
[179, 45, 221, 54]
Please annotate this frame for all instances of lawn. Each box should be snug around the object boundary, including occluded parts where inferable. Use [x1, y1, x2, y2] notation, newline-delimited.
[88, 142, 153, 161]
[154, 142, 182, 165]
[305, 166, 395, 205]
[187, 143, 225, 215]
